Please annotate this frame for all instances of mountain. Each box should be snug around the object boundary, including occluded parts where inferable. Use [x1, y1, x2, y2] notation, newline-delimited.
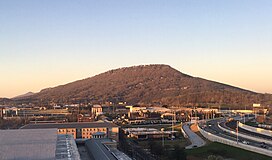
[13, 92, 35, 99]
[0, 98, 13, 105]
[10, 64, 272, 107]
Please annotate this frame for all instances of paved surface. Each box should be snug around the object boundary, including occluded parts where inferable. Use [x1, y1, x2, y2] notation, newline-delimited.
[183, 123, 206, 149]
[202, 117, 272, 150]
[226, 121, 272, 140]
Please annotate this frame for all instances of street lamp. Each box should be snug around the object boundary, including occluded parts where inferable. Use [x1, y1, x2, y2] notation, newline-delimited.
[236, 121, 239, 144]
[161, 128, 164, 147]
[244, 105, 246, 124]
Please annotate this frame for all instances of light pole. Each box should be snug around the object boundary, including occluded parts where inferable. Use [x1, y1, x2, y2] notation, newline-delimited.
[161, 128, 164, 147]
[244, 105, 246, 124]
[236, 121, 239, 144]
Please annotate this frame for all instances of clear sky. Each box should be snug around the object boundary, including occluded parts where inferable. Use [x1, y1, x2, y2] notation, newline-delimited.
[0, 0, 272, 98]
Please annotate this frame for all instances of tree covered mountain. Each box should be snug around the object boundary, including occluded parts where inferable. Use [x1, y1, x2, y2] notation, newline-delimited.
[7, 64, 272, 107]
[13, 92, 35, 99]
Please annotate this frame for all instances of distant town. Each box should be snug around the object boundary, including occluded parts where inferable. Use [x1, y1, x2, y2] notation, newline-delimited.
[0, 101, 271, 160]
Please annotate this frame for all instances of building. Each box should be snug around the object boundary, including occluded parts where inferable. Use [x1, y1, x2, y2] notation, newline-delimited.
[85, 138, 131, 160]
[91, 105, 103, 117]
[0, 107, 3, 118]
[2, 107, 18, 117]
[21, 121, 120, 141]
[78, 114, 93, 122]
[124, 128, 177, 140]
[0, 129, 80, 160]
[1, 107, 71, 119]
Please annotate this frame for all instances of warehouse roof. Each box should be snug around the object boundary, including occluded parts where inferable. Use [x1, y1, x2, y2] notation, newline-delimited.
[85, 138, 131, 160]
[0, 129, 57, 160]
[21, 121, 118, 129]
[85, 139, 117, 160]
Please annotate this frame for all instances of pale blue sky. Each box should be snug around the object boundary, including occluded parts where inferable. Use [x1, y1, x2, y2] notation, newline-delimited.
[0, 0, 272, 97]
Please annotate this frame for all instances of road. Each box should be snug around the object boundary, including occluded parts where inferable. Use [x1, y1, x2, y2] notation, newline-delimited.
[201, 117, 272, 150]
[225, 120, 272, 140]
[182, 123, 205, 149]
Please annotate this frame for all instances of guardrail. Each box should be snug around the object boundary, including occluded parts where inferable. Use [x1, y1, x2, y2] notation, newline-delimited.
[238, 122, 272, 137]
[198, 125, 272, 157]
[217, 123, 272, 145]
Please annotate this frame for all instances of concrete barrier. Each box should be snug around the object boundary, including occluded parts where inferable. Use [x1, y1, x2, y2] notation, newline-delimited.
[198, 126, 272, 157]
[238, 122, 272, 137]
[217, 123, 272, 145]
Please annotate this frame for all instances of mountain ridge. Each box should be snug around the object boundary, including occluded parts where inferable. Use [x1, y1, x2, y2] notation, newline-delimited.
[3, 64, 272, 107]
[0, 64, 272, 106]
[13, 92, 35, 99]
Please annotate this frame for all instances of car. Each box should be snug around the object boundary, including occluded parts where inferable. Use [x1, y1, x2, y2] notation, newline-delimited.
[260, 144, 268, 148]
[260, 142, 267, 148]
[242, 141, 249, 145]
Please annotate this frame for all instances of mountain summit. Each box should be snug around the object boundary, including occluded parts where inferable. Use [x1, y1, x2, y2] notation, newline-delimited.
[12, 64, 272, 106]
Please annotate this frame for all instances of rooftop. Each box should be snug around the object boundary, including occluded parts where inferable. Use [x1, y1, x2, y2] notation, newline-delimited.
[21, 121, 118, 129]
[85, 139, 131, 160]
[0, 129, 57, 160]
[0, 129, 80, 160]
[55, 134, 81, 160]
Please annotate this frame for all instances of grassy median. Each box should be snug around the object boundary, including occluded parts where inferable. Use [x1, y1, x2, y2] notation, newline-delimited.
[185, 142, 271, 160]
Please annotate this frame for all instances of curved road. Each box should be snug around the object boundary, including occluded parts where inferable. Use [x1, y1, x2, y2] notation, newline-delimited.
[201, 118, 272, 150]
[182, 123, 205, 149]
[225, 121, 272, 140]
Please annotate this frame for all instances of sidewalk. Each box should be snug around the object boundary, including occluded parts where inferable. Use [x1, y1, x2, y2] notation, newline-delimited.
[182, 123, 206, 149]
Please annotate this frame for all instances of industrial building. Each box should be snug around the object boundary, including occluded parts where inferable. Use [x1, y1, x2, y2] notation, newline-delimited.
[85, 138, 131, 160]
[0, 129, 80, 160]
[21, 121, 119, 141]
[124, 128, 177, 140]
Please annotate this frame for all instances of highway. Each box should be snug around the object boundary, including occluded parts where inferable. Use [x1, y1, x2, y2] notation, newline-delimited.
[225, 120, 272, 141]
[199, 117, 272, 150]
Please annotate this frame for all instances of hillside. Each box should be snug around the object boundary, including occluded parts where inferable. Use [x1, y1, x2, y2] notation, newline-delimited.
[0, 98, 13, 105]
[10, 64, 272, 107]
[13, 92, 35, 99]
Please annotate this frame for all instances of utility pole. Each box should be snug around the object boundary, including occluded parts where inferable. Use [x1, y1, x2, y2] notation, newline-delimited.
[172, 110, 175, 139]
[263, 105, 265, 124]
[244, 105, 246, 123]
[161, 128, 164, 147]
[77, 104, 80, 122]
[236, 121, 239, 144]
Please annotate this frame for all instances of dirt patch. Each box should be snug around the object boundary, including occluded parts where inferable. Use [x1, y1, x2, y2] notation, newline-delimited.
[190, 123, 199, 132]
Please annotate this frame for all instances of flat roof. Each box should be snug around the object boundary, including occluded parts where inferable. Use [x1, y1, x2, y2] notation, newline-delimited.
[0, 129, 57, 160]
[85, 139, 131, 160]
[85, 139, 117, 160]
[21, 121, 118, 129]
[56, 134, 80, 160]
